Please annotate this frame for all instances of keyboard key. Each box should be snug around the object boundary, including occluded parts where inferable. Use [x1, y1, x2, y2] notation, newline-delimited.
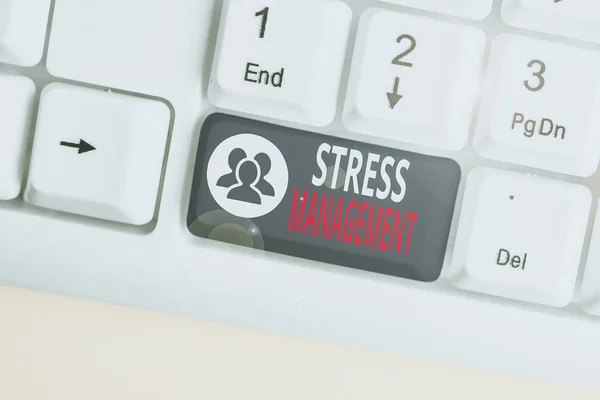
[581, 203, 600, 316]
[0, 0, 52, 66]
[378, 0, 493, 20]
[502, 0, 600, 44]
[0, 74, 36, 200]
[474, 34, 600, 177]
[25, 83, 170, 225]
[451, 168, 591, 307]
[343, 8, 485, 151]
[208, 0, 352, 127]
[188, 113, 461, 282]
[46, 0, 213, 95]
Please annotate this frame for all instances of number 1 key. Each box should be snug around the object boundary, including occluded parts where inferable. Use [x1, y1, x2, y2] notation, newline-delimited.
[208, 0, 352, 127]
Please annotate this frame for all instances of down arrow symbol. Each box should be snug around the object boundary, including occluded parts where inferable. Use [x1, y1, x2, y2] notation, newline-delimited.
[386, 77, 403, 110]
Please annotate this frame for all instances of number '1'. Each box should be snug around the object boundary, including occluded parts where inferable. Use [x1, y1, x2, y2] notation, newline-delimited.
[255, 7, 269, 39]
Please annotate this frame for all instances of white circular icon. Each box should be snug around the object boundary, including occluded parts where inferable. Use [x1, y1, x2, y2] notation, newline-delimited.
[207, 133, 289, 219]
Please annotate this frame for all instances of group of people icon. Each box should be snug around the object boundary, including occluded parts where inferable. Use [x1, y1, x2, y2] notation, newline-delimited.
[216, 148, 275, 205]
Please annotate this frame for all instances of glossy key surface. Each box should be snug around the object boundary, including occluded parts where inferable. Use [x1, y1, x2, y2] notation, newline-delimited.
[188, 114, 460, 282]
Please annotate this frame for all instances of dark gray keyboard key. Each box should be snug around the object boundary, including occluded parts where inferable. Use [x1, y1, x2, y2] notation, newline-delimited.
[187, 113, 460, 282]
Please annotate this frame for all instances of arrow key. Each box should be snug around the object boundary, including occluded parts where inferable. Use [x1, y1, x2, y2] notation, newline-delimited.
[25, 83, 170, 225]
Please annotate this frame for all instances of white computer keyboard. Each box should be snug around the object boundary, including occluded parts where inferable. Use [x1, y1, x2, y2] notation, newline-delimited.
[3, 0, 600, 387]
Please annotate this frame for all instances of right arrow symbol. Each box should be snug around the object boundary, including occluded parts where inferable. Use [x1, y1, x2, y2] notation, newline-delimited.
[386, 77, 403, 110]
[60, 139, 96, 154]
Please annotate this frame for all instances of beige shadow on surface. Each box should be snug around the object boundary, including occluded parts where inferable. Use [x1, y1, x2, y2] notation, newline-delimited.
[0, 285, 597, 400]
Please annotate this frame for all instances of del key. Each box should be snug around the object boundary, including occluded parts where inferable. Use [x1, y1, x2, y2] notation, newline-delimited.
[188, 114, 461, 282]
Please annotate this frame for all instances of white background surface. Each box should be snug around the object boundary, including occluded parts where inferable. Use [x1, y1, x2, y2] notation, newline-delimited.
[1, 286, 599, 400]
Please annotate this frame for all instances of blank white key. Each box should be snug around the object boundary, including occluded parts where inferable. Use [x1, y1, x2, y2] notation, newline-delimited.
[0, 0, 52, 66]
[580, 201, 600, 316]
[208, 0, 352, 127]
[502, 0, 600, 44]
[343, 8, 485, 151]
[378, 0, 493, 20]
[46, 0, 214, 95]
[474, 34, 600, 177]
[25, 83, 170, 226]
[451, 168, 591, 307]
[0, 74, 35, 200]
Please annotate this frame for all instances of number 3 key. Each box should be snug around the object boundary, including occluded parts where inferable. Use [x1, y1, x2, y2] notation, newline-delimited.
[474, 34, 600, 177]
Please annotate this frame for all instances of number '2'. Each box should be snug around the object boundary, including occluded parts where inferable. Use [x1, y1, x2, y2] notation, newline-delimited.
[392, 34, 417, 68]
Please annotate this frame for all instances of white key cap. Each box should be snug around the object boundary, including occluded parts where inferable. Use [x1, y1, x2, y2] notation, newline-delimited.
[342, 9, 485, 151]
[378, 0, 493, 20]
[46, 0, 213, 95]
[0, 74, 35, 200]
[25, 83, 170, 226]
[502, 0, 600, 44]
[0, 0, 52, 66]
[451, 168, 591, 307]
[581, 202, 600, 316]
[474, 34, 600, 177]
[208, 0, 352, 127]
